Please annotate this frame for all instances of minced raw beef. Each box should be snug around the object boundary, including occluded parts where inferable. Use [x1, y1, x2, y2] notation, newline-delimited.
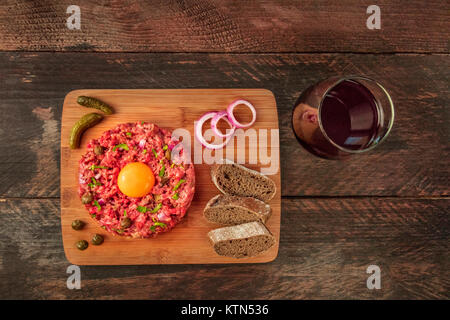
[78, 122, 195, 238]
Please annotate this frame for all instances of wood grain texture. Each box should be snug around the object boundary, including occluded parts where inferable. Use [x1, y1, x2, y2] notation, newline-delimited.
[0, 198, 448, 299]
[0, 0, 448, 53]
[0, 52, 448, 198]
[61, 89, 280, 265]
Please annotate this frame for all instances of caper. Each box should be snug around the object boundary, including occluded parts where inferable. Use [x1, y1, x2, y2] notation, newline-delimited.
[165, 149, 171, 161]
[121, 217, 131, 229]
[76, 240, 88, 250]
[81, 192, 93, 204]
[94, 145, 104, 155]
[71, 219, 85, 230]
[91, 234, 104, 245]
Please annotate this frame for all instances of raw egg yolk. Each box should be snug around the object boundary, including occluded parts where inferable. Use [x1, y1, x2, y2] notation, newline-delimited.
[117, 162, 155, 197]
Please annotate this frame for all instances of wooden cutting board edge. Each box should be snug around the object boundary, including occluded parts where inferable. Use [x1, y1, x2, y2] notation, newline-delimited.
[60, 88, 281, 265]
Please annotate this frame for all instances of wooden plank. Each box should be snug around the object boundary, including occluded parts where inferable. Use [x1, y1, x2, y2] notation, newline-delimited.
[0, 52, 448, 197]
[0, 198, 448, 299]
[61, 89, 281, 265]
[0, 1, 448, 53]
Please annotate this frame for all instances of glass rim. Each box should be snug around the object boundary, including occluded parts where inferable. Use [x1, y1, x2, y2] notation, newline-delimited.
[317, 75, 395, 154]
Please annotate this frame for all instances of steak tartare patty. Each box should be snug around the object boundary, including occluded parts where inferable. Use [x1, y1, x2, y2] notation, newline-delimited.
[78, 122, 195, 238]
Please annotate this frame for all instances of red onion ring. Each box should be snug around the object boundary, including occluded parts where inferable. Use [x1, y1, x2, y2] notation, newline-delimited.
[195, 112, 232, 149]
[227, 99, 256, 128]
[211, 111, 235, 138]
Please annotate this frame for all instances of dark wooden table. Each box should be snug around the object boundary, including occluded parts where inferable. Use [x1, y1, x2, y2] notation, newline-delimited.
[0, 1, 448, 299]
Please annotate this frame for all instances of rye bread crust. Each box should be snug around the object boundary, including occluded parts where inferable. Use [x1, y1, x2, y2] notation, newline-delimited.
[210, 159, 276, 202]
[204, 194, 272, 225]
[207, 221, 275, 258]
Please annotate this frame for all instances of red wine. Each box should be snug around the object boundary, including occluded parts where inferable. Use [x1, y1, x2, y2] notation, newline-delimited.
[320, 79, 380, 150]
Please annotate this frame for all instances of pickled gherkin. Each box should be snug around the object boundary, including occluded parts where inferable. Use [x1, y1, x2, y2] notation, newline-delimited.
[69, 113, 103, 149]
[77, 96, 114, 115]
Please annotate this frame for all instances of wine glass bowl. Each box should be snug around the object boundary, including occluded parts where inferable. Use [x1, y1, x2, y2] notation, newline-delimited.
[292, 76, 394, 160]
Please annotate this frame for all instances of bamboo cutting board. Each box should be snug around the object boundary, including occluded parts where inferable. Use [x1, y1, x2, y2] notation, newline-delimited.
[61, 89, 280, 265]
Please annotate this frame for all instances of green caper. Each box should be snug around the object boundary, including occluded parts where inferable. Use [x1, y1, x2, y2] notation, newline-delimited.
[91, 234, 104, 245]
[165, 149, 171, 161]
[71, 219, 85, 230]
[76, 240, 88, 250]
[81, 192, 93, 204]
[94, 145, 104, 155]
[121, 217, 131, 229]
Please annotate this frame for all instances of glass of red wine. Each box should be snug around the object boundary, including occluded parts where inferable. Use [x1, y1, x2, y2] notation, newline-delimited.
[292, 76, 394, 159]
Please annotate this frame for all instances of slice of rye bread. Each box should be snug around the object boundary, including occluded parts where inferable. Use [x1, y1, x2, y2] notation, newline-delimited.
[210, 159, 276, 202]
[207, 221, 275, 258]
[204, 194, 272, 225]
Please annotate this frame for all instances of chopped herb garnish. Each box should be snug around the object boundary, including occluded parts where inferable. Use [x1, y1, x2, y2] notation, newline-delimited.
[141, 121, 144, 125]
[126, 132, 132, 137]
[154, 222, 166, 228]
[173, 179, 186, 191]
[149, 221, 166, 232]
[123, 209, 127, 217]
[91, 177, 102, 186]
[87, 183, 94, 188]
[152, 148, 158, 158]
[137, 206, 147, 213]
[172, 193, 179, 200]
[150, 203, 162, 213]
[90, 165, 109, 170]
[113, 143, 129, 151]
[93, 200, 101, 211]
[91, 214, 97, 218]
[142, 149, 147, 154]
[159, 165, 165, 177]
[163, 145, 168, 150]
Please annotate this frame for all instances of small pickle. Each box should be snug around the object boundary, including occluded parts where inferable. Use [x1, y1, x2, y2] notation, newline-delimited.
[121, 217, 131, 229]
[91, 234, 104, 245]
[71, 219, 85, 230]
[94, 145, 104, 155]
[77, 96, 114, 115]
[81, 192, 93, 204]
[69, 113, 103, 149]
[76, 240, 88, 250]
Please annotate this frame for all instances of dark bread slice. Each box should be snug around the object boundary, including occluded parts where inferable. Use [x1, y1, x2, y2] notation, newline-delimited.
[210, 159, 276, 202]
[204, 194, 272, 225]
[207, 221, 275, 258]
